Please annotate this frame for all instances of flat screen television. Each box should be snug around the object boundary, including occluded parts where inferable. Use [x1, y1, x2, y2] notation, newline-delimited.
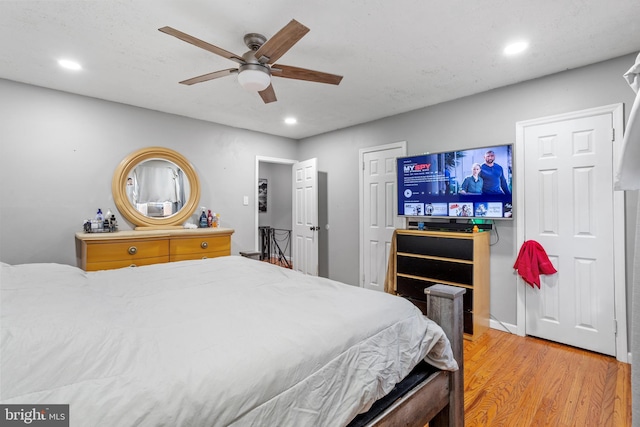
[397, 144, 513, 219]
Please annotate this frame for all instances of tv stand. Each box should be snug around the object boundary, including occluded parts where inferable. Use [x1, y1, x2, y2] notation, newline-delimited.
[392, 229, 490, 340]
[408, 220, 493, 233]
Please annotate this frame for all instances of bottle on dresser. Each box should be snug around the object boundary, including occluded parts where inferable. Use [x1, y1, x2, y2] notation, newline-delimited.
[199, 209, 208, 228]
[95, 209, 104, 231]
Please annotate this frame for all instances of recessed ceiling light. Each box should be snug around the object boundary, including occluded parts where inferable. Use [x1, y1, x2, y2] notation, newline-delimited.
[58, 59, 82, 70]
[284, 117, 297, 125]
[503, 41, 529, 56]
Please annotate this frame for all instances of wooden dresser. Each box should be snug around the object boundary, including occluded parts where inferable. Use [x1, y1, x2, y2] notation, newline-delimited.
[392, 229, 490, 341]
[75, 227, 234, 271]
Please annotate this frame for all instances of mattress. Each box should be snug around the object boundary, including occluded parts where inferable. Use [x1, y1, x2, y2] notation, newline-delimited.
[1, 256, 456, 426]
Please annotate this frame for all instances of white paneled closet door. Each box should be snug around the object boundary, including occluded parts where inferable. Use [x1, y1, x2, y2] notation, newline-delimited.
[362, 144, 405, 292]
[522, 112, 616, 356]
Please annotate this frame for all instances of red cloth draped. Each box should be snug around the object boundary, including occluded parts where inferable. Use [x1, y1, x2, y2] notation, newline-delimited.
[513, 240, 557, 288]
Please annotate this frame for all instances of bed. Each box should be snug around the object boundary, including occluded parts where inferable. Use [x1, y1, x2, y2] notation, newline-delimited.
[1, 256, 464, 426]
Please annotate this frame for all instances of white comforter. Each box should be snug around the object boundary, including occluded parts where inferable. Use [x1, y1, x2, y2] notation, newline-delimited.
[1, 256, 456, 427]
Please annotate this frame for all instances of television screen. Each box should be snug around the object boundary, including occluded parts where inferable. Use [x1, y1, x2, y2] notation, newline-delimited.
[397, 144, 513, 219]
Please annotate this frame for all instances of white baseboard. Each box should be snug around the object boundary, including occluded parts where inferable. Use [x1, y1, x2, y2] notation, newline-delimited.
[489, 321, 632, 364]
[490, 319, 518, 334]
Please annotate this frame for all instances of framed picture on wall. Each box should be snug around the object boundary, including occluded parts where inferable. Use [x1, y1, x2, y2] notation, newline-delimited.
[258, 178, 267, 212]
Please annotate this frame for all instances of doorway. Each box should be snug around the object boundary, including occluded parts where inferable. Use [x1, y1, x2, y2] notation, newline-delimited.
[255, 156, 296, 267]
[255, 156, 328, 276]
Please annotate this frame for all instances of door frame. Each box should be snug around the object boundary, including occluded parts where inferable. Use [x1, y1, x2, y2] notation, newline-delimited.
[358, 141, 407, 288]
[254, 156, 297, 252]
[514, 103, 627, 362]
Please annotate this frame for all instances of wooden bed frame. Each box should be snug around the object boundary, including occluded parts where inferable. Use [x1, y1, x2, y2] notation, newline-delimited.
[359, 284, 465, 427]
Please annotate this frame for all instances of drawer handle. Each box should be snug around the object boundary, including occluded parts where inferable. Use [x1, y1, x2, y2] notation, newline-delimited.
[201, 241, 208, 249]
[128, 246, 138, 255]
[130, 264, 137, 268]
[202, 256, 208, 260]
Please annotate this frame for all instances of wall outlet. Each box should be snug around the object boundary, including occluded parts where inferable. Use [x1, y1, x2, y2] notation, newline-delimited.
[243, 196, 249, 206]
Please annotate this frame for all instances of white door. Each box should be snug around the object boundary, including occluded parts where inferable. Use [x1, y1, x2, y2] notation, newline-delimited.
[292, 158, 318, 276]
[361, 143, 406, 291]
[521, 112, 617, 355]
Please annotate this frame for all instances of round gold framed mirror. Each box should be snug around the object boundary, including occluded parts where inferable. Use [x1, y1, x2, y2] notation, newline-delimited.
[112, 147, 201, 229]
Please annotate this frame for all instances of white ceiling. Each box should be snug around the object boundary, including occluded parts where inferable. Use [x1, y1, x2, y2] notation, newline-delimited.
[2, 1, 640, 139]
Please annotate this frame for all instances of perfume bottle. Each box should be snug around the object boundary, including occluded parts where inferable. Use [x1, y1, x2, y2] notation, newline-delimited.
[199, 210, 207, 228]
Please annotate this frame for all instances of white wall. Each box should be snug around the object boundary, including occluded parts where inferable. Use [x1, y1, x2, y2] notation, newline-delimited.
[298, 53, 639, 329]
[0, 79, 297, 266]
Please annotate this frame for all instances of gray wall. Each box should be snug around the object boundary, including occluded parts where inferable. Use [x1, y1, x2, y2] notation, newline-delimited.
[1, 53, 638, 333]
[298, 53, 639, 327]
[0, 79, 297, 265]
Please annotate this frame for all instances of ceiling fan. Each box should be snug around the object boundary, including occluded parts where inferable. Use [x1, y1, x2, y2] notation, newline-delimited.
[158, 19, 343, 104]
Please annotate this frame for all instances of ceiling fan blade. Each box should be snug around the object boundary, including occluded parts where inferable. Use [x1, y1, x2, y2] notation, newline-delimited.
[179, 68, 238, 85]
[258, 84, 277, 103]
[159, 26, 244, 65]
[271, 64, 343, 85]
[254, 20, 310, 64]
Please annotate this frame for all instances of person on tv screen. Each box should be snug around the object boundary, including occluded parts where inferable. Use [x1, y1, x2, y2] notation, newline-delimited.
[480, 150, 511, 194]
[459, 163, 483, 194]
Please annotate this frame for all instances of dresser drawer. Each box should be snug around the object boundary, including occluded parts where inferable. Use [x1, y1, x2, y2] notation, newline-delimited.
[397, 275, 474, 311]
[397, 276, 438, 301]
[85, 239, 169, 263]
[170, 235, 231, 259]
[397, 234, 474, 260]
[397, 255, 474, 286]
[76, 228, 234, 272]
[85, 256, 170, 272]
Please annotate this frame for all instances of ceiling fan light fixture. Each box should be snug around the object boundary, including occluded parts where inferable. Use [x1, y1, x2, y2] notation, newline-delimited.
[238, 68, 271, 92]
[159, 20, 342, 103]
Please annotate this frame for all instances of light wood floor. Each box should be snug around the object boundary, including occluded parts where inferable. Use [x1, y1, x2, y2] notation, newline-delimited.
[462, 329, 631, 426]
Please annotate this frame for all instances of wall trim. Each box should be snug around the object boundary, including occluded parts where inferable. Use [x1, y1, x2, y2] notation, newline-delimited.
[490, 319, 518, 334]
